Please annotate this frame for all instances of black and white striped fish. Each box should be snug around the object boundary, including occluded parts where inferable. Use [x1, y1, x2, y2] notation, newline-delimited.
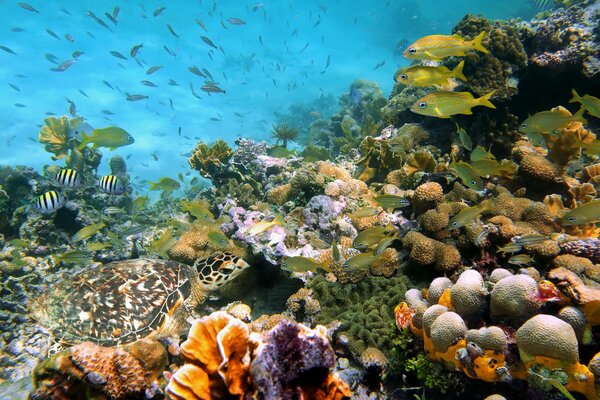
[55, 168, 82, 188]
[98, 175, 126, 194]
[36, 191, 66, 213]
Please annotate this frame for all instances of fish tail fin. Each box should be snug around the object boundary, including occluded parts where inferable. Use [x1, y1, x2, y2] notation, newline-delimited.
[452, 60, 467, 82]
[76, 131, 90, 150]
[148, 181, 157, 190]
[478, 90, 496, 109]
[569, 89, 582, 104]
[573, 106, 587, 124]
[471, 31, 490, 54]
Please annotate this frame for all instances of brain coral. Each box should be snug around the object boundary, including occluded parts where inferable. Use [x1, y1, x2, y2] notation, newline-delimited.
[465, 326, 507, 352]
[308, 274, 408, 357]
[490, 274, 541, 325]
[428, 277, 453, 305]
[450, 270, 487, 319]
[515, 314, 579, 363]
[430, 311, 467, 353]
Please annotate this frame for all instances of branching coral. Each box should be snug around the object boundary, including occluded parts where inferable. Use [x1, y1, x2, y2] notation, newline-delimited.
[188, 139, 233, 180]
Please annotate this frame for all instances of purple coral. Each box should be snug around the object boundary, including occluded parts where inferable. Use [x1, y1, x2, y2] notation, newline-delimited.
[560, 239, 600, 263]
[302, 195, 344, 232]
[250, 320, 336, 400]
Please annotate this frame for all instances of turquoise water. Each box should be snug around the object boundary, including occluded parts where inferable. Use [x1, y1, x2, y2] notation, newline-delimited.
[1, 0, 537, 193]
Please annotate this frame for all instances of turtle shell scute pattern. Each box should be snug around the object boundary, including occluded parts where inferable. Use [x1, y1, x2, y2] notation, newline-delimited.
[195, 251, 249, 291]
[33, 259, 191, 346]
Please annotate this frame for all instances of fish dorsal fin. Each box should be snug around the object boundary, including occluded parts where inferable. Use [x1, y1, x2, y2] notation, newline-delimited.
[451, 34, 462, 39]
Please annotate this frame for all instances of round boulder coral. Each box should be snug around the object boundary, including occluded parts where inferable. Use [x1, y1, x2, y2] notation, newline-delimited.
[422, 305, 448, 337]
[428, 277, 453, 305]
[466, 326, 506, 352]
[450, 270, 487, 318]
[519, 154, 562, 183]
[489, 268, 512, 283]
[515, 314, 579, 363]
[490, 274, 541, 325]
[405, 288, 429, 329]
[413, 182, 444, 214]
[557, 306, 588, 343]
[430, 311, 467, 353]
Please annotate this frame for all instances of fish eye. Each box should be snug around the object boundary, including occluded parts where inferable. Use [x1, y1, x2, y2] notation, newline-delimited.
[419, 102, 427, 109]
[452, 222, 458, 227]
[343, 263, 350, 268]
[471, 180, 477, 185]
[521, 123, 527, 128]
[568, 216, 576, 222]
[400, 74, 408, 80]
[408, 48, 416, 54]
[128, 135, 134, 141]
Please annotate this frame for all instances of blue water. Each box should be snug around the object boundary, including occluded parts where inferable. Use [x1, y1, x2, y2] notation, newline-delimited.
[0, 0, 538, 195]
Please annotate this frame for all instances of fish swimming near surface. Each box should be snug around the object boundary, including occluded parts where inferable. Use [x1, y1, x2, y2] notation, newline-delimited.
[72, 222, 106, 242]
[0, 45, 17, 55]
[36, 191, 66, 213]
[281, 256, 331, 273]
[153, 6, 166, 17]
[411, 91, 496, 118]
[569, 89, 600, 118]
[146, 65, 163, 75]
[77, 127, 135, 150]
[148, 177, 180, 192]
[130, 43, 143, 57]
[98, 175, 126, 194]
[396, 60, 467, 87]
[519, 107, 586, 134]
[195, 18, 208, 31]
[126, 94, 149, 101]
[18, 2, 39, 13]
[227, 17, 246, 25]
[403, 31, 489, 60]
[559, 200, 600, 226]
[201, 36, 218, 48]
[110, 51, 127, 60]
[166, 24, 179, 38]
[55, 168, 82, 188]
[51, 59, 77, 72]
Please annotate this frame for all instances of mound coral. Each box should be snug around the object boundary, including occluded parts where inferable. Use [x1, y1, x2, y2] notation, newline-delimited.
[490, 274, 541, 325]
[402, 231, 461, 273]
[32, 339, 167, 400]
[516, 314, 579, 363]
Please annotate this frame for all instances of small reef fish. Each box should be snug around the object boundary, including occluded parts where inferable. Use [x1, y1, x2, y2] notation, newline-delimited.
[102, 206, 125, 215]
[513, 234, 548, 245]
[133, 195, 149, 209]
[98, 175, 126, 195]
[347, 206, 380, 219]
[201, 84, 226, 94]
[68, 118, 94, 142]
[448, 201, 493, 229]
[166, 24, 179, 38]
[149, 177, 180, 192]
[247, 216, 283, 236]
[227, 17, 246, 25]
[130, 43, 143, 58]
[208, 231, 230, 249]
[396, 60, 467, 87]
[374, 235, 398, 256]
[87, 242, 112, 251]
[332, 239, 341, 261]
[570, 89, 600, 118]
[18, 2, 39, 13]
[281, 256, 331, 274]
[343, 252, 381, 272]
[36, 191, 65, 213]
[497, 242, 523, 255]
[72, 222, 106, 242]
[373, 195, 411, 210]
[559, 200, 600, 226]
[153, 6, 166, 17]
[121, 225, 147, 236]
[140, 80, 157, 87]
[201, 36, 218, 49]
[77, 127, 135, 151]
[126, 94, 149, 101]
[55, 168, 82, 188]
[451, 158, 484, 190]
[455, 123, 472, 150]
[53, 250, 92, 265]
[470, 159, 518, 180]
[353, 225, 395, 250]
[470, 145, 495, 162]
[148, 229, 177, 256]
[51, 59, 77, 72]
[411, 91, 496, 118]
[146, 65, 163, 75]
[525, 131, 547, 147]
[508, 254, 535, 266]
[8, 238, 29, 248]
[403, 31, 489, 60]
[195, 18, 208, 32]
[110, 51, 127, 60]
[0, 45, 17, 55]
[518, 108, 586, 134]
[574, 139, 600, 155]
[181, 199, 214, 221]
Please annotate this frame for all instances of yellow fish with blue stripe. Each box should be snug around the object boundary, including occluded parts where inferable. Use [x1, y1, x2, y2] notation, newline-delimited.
[411, 91, 496, 118]
[396, 60, 467, 87]
[403, 31, 489, 60]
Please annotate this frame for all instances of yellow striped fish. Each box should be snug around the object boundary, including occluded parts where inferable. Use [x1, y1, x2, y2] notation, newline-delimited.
[35, 190, 65, 213]
[98, 175, 126, 194]
[403, 31, 489, 60]
[411, 91, 496, 118]
[55, 168, 82, 188]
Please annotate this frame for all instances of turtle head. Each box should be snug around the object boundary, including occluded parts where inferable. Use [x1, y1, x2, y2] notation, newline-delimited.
[194, 252, 250, 291]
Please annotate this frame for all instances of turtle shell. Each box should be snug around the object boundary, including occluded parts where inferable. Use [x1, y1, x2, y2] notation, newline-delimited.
[31, 258, 193, 346]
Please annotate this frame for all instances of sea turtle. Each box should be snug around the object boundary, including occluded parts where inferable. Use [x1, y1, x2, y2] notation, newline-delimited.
[30, 252, 249, 346]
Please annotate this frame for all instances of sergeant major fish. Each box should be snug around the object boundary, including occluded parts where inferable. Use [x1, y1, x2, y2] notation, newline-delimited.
[55, 168, 82, 188]
[35, 191, 65, 213]
[98, 175, 126, 194]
